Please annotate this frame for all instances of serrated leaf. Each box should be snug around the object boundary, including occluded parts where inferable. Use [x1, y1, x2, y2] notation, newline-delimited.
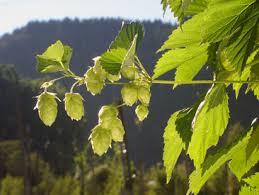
[247, 63, 259, 100]
[187, 84, 229, 168]
[239, 185, 259, 195]
[64, 93, 84, 121]
[135, 104, 149, 121]
[188, 122, 256, 194]
[160, 0, 255, 51]
[109, 22, 144, 50]
[161, 0, 192, 23]
[90, 125, 112, 156]
[154, 44, 208, 79]
[34, 92, 58, 126]
[36, 40, 71, 73]
[220, 13, 258, 72]
[243, 173, 259, 188]
[174, 44, 209, 83]
[163, 107, 194, 183]
[121, 84, 138, 106]
[229, 123, 259, 180]
[99, 48, 127, 75]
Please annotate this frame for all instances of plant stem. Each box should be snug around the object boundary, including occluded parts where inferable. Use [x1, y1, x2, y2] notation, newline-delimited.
[106, 80, 259, 86]
[151, 80, 259, 85]
[70, 81, 80, 93]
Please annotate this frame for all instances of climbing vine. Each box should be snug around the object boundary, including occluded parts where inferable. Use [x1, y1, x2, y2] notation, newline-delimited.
[34, 0, 259, 194]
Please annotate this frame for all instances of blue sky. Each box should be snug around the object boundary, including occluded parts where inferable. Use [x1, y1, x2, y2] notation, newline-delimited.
[0, 0, 176, 35]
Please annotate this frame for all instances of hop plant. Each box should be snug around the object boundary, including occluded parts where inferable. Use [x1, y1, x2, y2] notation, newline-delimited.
[34, 10, 259, 194]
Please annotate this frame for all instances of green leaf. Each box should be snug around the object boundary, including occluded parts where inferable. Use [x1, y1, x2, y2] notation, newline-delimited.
[36, 40, 72, 73]
[229, 123, 259, 180]
[154, 44, 208, 79]
[247, 63, 259, 100]
[185, 0, 209, 15]
[109, 22, 144, 50]
[187, 84, 229, 168]
[243, 173, 259, 188]
[163, 107, 194, 183]
[161, 0, 192, 23]
[99, 23, 144, 75]
[135, 104, 149, 121]
[90, 125, 112, 156]
[64, 93, 84, 121]
[220, 13, 258, 72]
[188, 122, 256, 194]
[174, 44, 209, 83]
[121, 84, 138, 106]
[84, 67, 105, 95]
[239, 185, 259, 195]
[160, 0, 255, 51]
[34, 92, 58, 126]
[99, 48, 127, 75]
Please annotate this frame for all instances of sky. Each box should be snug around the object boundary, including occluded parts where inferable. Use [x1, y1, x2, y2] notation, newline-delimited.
[0, 0, 176, 36]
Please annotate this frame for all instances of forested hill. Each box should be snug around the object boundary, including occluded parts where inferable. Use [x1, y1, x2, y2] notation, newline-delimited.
[0, 18, 172, 77]
[0, 18, 258, 165]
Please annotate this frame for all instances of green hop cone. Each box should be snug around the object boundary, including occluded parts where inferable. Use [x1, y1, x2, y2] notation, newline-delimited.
[90, 125, 112, 156]
[64, 93, 84, 121]
[98, 105, 118, 122]
[107, 73, 121, 82]
[135, 104, 149, 121]
[100, 118, 125, 142]
[138, 86, 151, 105]
[121, 66, 137, 80]
[85, 67, 105, 95]
[34, 92, 58, 126]
[93, 57, 107, 81]
[110, 118, 125, 142]
[121, 84, 138, 106]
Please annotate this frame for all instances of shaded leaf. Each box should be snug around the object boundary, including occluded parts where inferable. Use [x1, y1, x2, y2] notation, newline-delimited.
[188, 121, 256, 194]
[100, 48, 127, 75]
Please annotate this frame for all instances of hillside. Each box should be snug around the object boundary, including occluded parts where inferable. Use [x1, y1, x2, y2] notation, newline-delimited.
[0, 18, 258, 165]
